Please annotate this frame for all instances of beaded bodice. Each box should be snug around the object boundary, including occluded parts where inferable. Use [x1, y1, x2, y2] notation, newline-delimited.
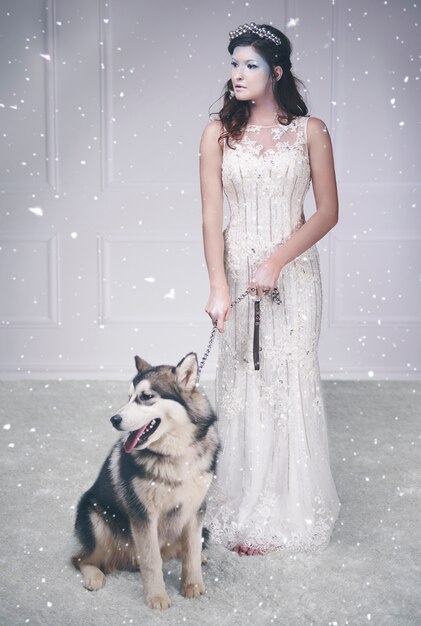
[221, 116, 311, 278]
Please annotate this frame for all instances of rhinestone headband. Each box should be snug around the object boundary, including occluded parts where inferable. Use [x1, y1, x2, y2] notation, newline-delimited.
[229, 22, 282, 46]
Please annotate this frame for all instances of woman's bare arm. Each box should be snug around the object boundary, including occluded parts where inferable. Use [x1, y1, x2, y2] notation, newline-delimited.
[274, 116, 339, 265]
[200, 120, 231, 331]
[200, 120, 226, 289]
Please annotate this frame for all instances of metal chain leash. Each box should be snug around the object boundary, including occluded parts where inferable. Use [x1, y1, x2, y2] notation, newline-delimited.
[197, 287, 282, 378]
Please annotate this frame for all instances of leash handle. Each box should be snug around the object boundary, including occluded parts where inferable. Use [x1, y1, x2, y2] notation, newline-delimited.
[253, 297, 261, 370]
[198, 287, 282, 378]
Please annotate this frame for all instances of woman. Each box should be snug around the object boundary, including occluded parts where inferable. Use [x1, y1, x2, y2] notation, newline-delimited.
[200, 23, 341, 556]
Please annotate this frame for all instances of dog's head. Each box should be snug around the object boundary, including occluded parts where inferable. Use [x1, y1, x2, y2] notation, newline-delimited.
[110, 352, 215, 455]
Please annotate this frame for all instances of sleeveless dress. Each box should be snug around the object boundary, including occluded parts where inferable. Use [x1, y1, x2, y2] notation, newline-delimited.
[204, 116, 341, 553]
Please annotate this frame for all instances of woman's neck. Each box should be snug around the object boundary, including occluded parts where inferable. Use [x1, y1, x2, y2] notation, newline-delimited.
[247, 104, 287, 126]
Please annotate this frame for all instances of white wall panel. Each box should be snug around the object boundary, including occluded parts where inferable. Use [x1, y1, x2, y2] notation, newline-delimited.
[0, 0, 419, 379]
[319, 0, 421, 379]
[0, 234, 59, 326]
[0, 0, 58, 192]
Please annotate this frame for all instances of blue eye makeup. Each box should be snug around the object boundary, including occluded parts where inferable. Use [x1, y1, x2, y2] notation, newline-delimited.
[230, 60, 258, 69]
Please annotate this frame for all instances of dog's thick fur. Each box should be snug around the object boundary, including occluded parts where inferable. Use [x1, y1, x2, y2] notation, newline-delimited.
[72, 352, 220, 609]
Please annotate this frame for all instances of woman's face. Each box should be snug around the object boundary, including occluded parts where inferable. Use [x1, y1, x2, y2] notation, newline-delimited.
[230, 45, 275, 101]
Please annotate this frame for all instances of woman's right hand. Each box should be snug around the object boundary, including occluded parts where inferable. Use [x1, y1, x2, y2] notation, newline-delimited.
[205, 286, 231, 333]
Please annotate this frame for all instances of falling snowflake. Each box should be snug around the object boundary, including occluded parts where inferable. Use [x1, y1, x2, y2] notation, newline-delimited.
[28, 207, 43, 217]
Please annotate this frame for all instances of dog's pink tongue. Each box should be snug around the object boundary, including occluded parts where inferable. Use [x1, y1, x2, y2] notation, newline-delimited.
[124, 424, 148, 453]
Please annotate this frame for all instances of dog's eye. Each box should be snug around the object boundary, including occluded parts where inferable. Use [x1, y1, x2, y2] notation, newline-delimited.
[139, 391, 154, 402]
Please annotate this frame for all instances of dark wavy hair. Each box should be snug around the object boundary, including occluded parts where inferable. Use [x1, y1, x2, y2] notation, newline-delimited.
[210, 24, 308, 150]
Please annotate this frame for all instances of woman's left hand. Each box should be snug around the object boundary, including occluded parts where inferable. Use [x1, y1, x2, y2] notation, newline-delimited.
[248, 256, 283, 297]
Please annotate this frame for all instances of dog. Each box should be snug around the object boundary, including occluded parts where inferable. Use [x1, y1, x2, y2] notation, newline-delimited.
[72, 352, 220, 609]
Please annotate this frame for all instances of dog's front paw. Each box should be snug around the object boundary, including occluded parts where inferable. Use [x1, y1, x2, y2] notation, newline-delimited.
[82, 569, 105, 591]
[181, 581, 205, 599]
[146, 592, 172, 610]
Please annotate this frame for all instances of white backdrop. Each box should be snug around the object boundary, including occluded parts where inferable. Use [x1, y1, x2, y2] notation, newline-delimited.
[0, 0, 420, 380]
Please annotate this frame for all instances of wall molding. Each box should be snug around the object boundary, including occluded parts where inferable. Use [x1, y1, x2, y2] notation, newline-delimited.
[0, 365, 417, 381]
[0, 233, 60, 327]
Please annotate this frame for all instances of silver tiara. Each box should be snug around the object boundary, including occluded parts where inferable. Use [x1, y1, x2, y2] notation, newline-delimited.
[229, 22, 282, 46]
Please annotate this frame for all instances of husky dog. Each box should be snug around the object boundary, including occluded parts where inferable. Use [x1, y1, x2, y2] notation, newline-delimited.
[72, 352, 220, 610]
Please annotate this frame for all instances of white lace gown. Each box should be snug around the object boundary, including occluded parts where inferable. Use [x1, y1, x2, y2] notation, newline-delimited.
[204, 116, 341, 553]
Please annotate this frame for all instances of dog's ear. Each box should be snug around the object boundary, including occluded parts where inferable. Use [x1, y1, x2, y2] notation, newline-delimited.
[134, 356, 152, 373]
[175, 352, 198, 391]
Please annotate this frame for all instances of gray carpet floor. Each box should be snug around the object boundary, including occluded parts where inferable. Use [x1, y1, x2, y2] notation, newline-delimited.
[0, 379, 420, 626]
